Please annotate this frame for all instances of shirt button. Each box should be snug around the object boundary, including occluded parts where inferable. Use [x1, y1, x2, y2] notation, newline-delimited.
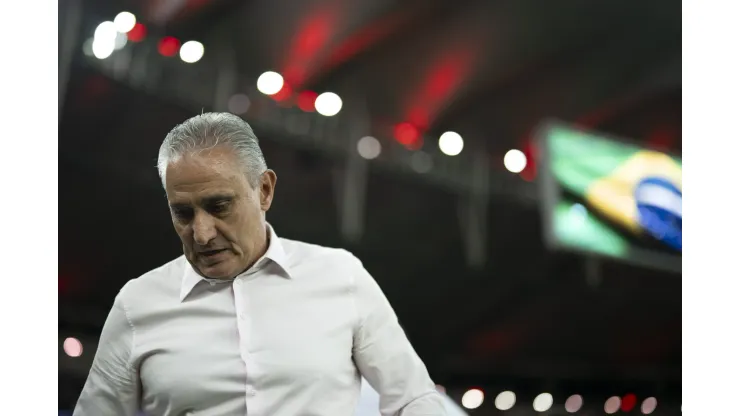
[246, 387, 256, 396]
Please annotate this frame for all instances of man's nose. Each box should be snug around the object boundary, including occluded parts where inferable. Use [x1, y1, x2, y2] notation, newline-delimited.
[192, 212, 217, 246]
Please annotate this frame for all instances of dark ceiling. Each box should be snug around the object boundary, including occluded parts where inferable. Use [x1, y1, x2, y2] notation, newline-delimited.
[59, 0, 682, 407]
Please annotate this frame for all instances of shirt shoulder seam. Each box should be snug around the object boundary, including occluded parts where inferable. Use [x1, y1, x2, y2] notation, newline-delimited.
[118, 283, 138, 376]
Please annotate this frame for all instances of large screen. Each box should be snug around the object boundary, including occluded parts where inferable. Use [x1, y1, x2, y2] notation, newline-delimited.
[537, 121, 681, 272]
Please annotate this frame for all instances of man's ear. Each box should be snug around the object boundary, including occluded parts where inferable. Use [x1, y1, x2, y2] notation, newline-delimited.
[259, 169, 277, 211]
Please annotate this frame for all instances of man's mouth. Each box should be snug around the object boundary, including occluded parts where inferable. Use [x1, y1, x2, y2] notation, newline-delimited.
[199, 249, 227, 258]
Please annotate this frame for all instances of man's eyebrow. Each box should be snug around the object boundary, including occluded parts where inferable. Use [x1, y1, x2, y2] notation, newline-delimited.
[169, 194, 235, 209]
[169, 202, 191, 210]
[202, 194, 235, 205]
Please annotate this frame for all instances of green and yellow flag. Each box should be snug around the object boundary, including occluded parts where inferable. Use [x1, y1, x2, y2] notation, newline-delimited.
[544, 124, 682, 258]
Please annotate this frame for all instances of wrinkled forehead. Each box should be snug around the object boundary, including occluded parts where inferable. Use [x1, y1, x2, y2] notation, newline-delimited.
[165, 150, 247, 200]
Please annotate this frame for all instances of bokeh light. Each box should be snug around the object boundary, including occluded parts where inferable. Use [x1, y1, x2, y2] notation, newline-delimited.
[461, 389, 484, 409]
[257, 71, 284, 96]
[504, 149, 527, 173]
[315, 92, 342, 116]
[494, 391, 516, 411]
[63, 337, 83, 358]
[438, 131, 464, 156]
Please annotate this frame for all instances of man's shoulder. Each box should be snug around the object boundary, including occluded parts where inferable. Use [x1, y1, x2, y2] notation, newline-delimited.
[279, 237, 360, 267]
[280, 238, 362, 272]
[119, 256, 187, 301]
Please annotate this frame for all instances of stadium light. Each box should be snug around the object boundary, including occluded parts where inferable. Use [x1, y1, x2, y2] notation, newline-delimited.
[315, 92, 342, 116]
[438, 131, 464, 156]
[257, 71, 284, 96]
[180, 40, 204, 63]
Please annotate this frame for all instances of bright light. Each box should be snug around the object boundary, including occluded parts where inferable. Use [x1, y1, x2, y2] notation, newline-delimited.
[93, 21, 118, 59]
[604, 396, 621, 414]
[113, 12, 137, 33]
[564, 394, 583, 413]
[461, 389, 484, 409]
[438, 131, 464, 156]
[94, 21, 117, 41]
[504, 149, 527, 173]
[641, 397, 658, 414]
[494, 391, 516, 411]
[92, 38, 115, 59]
[179, 40, 204, 63]
[257, 71, 284, 95]
[533, 393, 553, 412]
[315, 92, 342, 116]
[228, 94, 251, 115]
[357, 136, 381, 160]
[63, 337, 83, 357]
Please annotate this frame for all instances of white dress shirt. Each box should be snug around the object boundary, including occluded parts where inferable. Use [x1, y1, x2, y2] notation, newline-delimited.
[74, 225, 445, 416]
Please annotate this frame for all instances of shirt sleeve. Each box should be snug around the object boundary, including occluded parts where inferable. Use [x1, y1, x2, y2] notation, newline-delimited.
[74, 291, 140, 416]
[350, 258, 446, 416]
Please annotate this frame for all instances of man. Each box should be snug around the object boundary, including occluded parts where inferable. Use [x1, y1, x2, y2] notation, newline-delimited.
[74, 112, 445, 416]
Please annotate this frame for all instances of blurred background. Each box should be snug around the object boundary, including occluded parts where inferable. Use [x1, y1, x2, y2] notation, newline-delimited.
[58, 0, 681, 414]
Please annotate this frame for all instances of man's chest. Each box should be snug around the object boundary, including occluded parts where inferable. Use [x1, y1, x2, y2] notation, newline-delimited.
[135, 283, 357, 411]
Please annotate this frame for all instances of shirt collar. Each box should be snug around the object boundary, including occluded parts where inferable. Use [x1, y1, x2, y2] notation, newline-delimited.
[179, 223, 292, 302]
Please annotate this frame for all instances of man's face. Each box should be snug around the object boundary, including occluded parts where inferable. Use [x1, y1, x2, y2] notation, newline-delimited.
[164, 146, 276, 279]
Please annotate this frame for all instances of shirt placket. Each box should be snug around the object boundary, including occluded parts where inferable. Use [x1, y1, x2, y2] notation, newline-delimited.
[233, 277, 258, 407]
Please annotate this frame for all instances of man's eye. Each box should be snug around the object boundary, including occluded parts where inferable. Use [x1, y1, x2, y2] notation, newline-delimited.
[172, 209, 193, 221]
[210, 202, 230, 214]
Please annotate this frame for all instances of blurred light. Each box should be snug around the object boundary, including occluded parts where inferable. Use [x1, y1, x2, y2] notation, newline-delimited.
[533, 393, 553, 412]
[257, 71, 284, 95]
[410, 151, 433, 173]
[315, 92, 342, 116]
[127, 23, 146, 42]
[297, 91, 318, 112]
[504, 149, 527, 173]
[179, 40, 204, 63]
[621, 393, 637, 412]
[94, 21, 117, 42]
[82, 38, 94, 57]
[113, 12, 137, 33]
[438, 131, 464, 156]
[520, 140, 537, 181]
[357, 136, 381, 160]
[494, 391, 516, 411]
[92, 21, 117, 60]
[92, 38, 115, 59]
[63, 337, 83, 358]
[461, 389, 484, 409]
[564, 394, 583, 413]
[273, 84, 293, 103]
[641, 397, 658, 414]
[227, 94, 251, 115]
[394, 122, 420, 148]
[113, 33, 127, 50]
[158, 36, 180, 57]
[569, 203, 588, 227]
[604, 396, 621, 414]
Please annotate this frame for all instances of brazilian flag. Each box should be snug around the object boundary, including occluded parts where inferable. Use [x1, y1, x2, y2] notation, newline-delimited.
[543, 124, 682, 262]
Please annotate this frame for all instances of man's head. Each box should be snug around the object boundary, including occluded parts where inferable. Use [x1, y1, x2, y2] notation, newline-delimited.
[158, 112, 277, 279]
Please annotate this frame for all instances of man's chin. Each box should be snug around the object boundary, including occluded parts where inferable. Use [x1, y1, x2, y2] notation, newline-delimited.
[195, 258, 239, 280]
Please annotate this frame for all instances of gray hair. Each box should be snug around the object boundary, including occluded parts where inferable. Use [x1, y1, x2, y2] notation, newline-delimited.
[157, 112, 267, 188]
